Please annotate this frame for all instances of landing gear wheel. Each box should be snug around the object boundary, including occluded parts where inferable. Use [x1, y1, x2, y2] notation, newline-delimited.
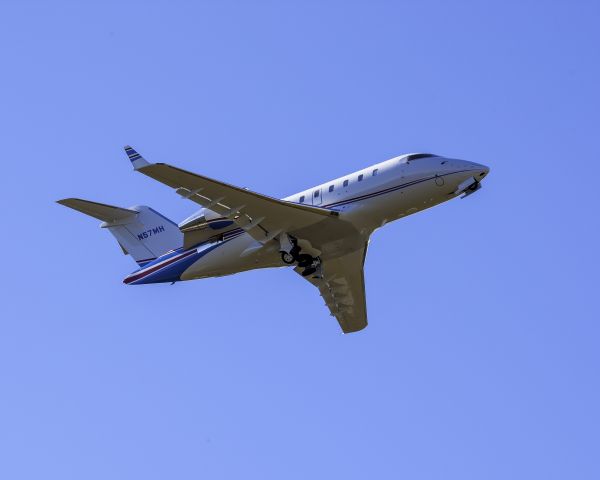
[281, 252, 295, 264]
[297, 254, 313, 268]
[301, 267, 317, 277]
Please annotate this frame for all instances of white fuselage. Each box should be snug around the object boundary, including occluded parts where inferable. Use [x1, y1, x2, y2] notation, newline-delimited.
[177, 154, 489, 281]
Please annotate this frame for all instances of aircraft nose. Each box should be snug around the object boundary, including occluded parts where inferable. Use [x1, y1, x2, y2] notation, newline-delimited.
[471, 162, 490, 180]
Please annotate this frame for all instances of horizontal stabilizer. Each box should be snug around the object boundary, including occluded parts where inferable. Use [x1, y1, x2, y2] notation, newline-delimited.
[57, 198, 137, 222]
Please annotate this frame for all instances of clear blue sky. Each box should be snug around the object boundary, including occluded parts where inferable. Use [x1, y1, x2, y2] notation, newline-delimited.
[2, 1, 599, 478]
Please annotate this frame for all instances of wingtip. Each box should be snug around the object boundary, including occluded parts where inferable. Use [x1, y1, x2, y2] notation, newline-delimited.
[123, 145, 150, 169]
[56, 198, 76, 206]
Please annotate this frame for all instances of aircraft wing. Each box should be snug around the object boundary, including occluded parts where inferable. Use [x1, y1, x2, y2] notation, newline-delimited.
[297, 244, 368, 333]
[124, 146, 340, 248]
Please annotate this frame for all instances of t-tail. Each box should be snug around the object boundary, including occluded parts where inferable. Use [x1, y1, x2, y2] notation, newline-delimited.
[57, 198, 183, 267]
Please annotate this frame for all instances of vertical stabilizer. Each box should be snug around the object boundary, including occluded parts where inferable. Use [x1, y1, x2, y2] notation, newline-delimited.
[57, 198, 183, 266]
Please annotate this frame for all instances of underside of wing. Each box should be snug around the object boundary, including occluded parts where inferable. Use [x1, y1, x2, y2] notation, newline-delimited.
[297, 243, 369, 333]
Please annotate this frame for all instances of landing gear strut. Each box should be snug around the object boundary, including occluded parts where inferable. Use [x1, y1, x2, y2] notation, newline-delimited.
[279, 234, 321, 276]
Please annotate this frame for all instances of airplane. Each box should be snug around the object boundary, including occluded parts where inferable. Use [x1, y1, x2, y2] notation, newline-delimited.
[58, 147, 490, 333]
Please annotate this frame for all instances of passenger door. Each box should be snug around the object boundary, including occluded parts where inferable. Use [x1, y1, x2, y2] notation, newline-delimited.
[312, 188, 322, 205]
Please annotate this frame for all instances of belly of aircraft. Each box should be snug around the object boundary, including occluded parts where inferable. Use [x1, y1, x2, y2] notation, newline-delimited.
[180, 233, 281, 280]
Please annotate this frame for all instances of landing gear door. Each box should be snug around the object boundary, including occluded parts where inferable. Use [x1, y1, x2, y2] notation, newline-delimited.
[312, 188, 322, 205]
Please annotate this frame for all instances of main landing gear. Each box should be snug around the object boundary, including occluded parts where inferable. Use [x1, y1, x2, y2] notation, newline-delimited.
[281, 251, 295, 264]
[279, 235, 321, 277]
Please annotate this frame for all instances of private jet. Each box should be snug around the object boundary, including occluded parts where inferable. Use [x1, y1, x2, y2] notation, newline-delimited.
[58, 147, 489, 333]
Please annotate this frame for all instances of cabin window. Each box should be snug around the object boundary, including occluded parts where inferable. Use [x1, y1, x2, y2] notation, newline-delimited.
[328, 185, 334, 192]
[372, 168, 379, 176]
[343, 179, 349, 187]
[314, 190, 319, 198]
[299, 195, 305, 203]
[358, 174, 364, 182]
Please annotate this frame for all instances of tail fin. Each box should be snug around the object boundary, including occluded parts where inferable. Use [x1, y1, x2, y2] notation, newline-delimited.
[57, 198, 183, 266]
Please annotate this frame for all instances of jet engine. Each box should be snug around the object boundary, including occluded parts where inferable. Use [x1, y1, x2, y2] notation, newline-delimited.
[178, 208, 231, 231]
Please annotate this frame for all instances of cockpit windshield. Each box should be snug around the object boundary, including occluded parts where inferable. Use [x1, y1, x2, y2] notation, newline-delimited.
[396, 153, 439, 164]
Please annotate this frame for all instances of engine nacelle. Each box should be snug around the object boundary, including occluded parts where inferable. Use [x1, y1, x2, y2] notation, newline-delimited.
[178, 208, 228, 231]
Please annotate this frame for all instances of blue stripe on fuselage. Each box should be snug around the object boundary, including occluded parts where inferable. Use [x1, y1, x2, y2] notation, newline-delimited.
[124, 231, 245, 285]
[127, 246, 218, 284]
